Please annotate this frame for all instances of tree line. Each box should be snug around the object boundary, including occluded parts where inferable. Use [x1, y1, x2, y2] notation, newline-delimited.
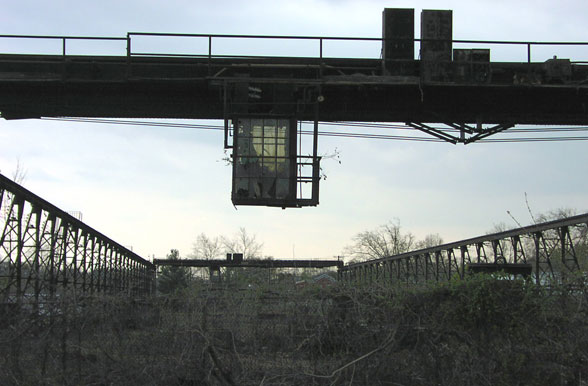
[158, 207, 584, 293]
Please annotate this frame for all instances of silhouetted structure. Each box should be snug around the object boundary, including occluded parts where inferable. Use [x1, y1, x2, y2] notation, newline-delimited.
[1, 8, 588, 207]
[0, 173, 155, 305]
[340, 213, 588, 285]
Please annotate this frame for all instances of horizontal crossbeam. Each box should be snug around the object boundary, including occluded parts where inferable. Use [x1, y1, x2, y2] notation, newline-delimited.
[154, 258, 343, 269]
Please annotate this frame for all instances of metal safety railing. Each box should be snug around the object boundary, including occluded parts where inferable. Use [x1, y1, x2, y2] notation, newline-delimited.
[0, 173, 155, 304]
[0, 32, 588, 63]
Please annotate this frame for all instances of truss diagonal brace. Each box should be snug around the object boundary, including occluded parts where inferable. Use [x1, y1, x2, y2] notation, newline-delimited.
[464, 123, 514, 144]
[407, 122, 515, 144]
[406, 122, 459, 144]
[443, 122, 475, 134]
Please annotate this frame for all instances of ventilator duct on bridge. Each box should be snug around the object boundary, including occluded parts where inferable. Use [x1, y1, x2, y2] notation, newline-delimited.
[382, 8, 493, 84]
[382, 8, 414, 75]
[421, 10, 453, 82]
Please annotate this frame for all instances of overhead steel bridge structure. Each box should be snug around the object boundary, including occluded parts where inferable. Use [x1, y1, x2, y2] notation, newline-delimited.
[0, 173, 155, 304]
[339, 213, 588, 286]
[2, 8, 588, 207]
[0, 29, 587, 129]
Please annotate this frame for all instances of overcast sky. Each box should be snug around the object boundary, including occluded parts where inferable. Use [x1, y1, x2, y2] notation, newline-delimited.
[1, 0, 587, 261]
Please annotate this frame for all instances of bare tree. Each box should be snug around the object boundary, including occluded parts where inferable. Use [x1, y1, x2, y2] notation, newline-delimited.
[222, 227, 263, 259]
[345, 220, 415, 262]
[1, 159, 27, 223]
[534, 207, 577, 222]
[11, 159, 27, 185]
[191, 233, 222, 260]
[416, 233, 444, 249]
[0, 159, 27, 182]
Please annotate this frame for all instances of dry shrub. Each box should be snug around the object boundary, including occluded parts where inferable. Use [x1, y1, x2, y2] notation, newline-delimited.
[0, 276, 586, 385]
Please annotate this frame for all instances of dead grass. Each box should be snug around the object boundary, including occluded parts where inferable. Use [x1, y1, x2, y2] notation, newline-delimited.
[0, 277, 587, 385]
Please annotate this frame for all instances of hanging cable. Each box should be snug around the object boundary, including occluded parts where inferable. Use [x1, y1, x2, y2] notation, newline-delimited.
[39, 117, 588, 143]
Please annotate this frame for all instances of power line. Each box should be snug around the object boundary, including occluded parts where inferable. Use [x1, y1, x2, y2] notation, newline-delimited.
[319, 121, 588, 133]
[478, 136, 588, 142]
[42, 117, 225, 131]
[40, 117, 588, 143]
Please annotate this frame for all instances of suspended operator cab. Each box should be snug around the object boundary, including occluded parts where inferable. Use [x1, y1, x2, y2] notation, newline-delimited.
[230, 117, 320, 208]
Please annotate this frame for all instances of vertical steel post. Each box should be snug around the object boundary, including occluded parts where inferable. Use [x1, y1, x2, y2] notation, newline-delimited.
[126, 33, 132, 80]
[121, 255, 127, 293]
[15, 198, 24, 302]
[81, 231, 88, 293]
[33, 206, 42, 305]
[208, 35, 212, 76]
[435, 251, 440, 281]
[59, 221, 69, 294]
[460, 246, 467, 278]
[96, 240, 103, 292]
[61, 38, 67, 81]
[106, 245, 113, 293]
[48, 215, 58, 298]
[89, 236, 96, 293]
[534, 232, 540, 285]
[424, 253, 429, 281]
[72, 226, 79, 293]
[312, 96, 320, 204]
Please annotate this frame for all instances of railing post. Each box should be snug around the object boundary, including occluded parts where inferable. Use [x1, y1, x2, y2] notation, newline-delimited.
[15, 198, 24, 302]
[208, 35, 212, 76]
[126, 33, 131, 80]
[62, 37, 67, 81]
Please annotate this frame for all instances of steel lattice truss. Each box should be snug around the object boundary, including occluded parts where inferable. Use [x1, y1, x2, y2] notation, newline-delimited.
[0, 173, 155, 304]
[340, 214, 588, 286]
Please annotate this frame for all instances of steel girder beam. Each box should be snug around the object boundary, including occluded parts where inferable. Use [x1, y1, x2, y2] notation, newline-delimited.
[406, 122, 515, 144]
[0, 173, 155, 304]
[341, 213, 588, 286]
[153, 258, 343, 269]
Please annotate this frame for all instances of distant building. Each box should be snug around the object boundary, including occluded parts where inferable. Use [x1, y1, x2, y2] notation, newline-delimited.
[295, 272, 337, 289]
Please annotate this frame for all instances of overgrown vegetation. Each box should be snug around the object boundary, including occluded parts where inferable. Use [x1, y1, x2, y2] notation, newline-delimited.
[157, 249, 192, 294]
[1, 275, 587, 385]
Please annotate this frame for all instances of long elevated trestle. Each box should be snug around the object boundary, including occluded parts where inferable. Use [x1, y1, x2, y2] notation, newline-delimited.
[0, 173, 155, 304]
[340, 214, 588, 286]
